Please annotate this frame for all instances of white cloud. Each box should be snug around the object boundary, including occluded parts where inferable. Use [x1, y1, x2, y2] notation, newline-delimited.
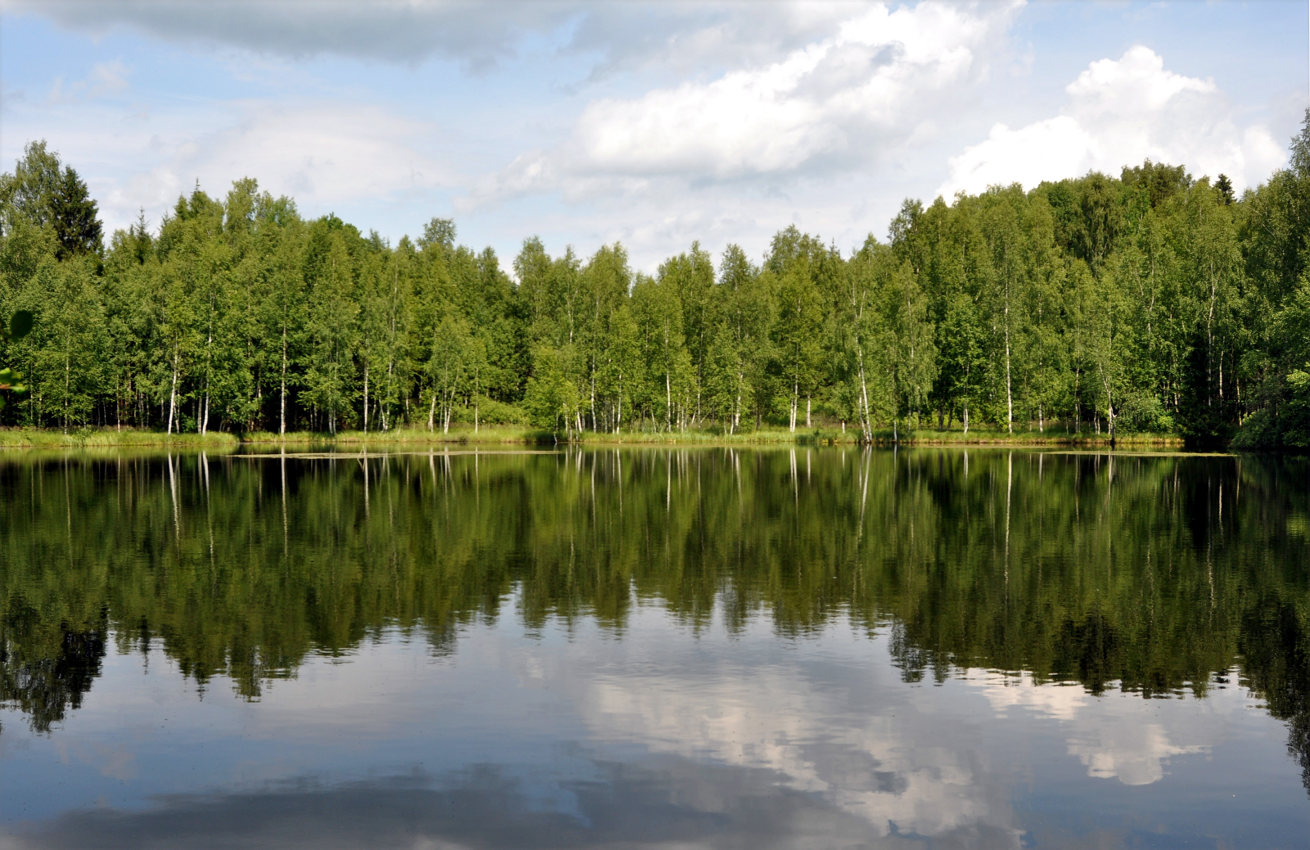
[1066, 45, 1214, 115]
[579, 668, 1024, 842]
[178, 102, 447, 203]
[1067, 718, 1207, 786]
[940, 45, 1287, 197]
[10, 0, 992, 85]
[471, 0, 1022, 205]
[4, 98, 450, 239]
[566, 1, 865, 81]
[5, 0, 1300, 274]
[974, 670, 1089, 721]
[5, 0, 576, 69]
[493, 610, 1030, 844]
[969, 668, 1240, 787]
[940, 117, 1091, 196]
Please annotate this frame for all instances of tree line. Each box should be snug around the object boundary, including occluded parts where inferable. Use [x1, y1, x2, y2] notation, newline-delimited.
[1, 112, 1308, 445]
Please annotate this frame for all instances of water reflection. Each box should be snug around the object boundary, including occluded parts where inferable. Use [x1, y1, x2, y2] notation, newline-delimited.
[2, 449, 1309, 720]
[3, 758, 980, 850]
[1, 448, 1309, 847]
[4, 616, 1303, 849]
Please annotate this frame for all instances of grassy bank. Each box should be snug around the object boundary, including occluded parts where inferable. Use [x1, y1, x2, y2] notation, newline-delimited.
[0, 424, 1188, 452]
[0, 428, 239, 451]
[237, 425, 551, 449]
[884, 428, 1185, 448]
[571, 426, 1183, 448]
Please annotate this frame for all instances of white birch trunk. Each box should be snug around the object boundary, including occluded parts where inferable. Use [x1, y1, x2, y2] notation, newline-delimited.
[279, 329, 287, 436]
[167, 354, 179, 435]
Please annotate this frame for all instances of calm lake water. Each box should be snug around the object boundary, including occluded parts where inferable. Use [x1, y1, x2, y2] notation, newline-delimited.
[2, 447, 1309, 848]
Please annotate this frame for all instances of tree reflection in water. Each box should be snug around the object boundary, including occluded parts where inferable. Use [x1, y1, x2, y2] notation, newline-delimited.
[1, 449, 1307, 793]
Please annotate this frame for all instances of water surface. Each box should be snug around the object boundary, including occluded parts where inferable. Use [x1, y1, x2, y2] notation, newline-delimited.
[2, 448, 1308, 848]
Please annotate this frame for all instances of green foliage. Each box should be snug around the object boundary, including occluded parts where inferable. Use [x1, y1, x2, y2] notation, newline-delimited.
[0, 308, 35, 403]
[1, 113, 1308, 445]
[524, 344, 581, 434]
[0, 140, 102, 259]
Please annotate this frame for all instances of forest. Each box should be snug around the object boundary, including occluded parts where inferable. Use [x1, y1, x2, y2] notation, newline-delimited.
[1, 111, 1307, 446]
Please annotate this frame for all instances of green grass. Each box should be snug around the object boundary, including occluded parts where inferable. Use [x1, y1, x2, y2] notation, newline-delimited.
[573, 426, 806, 446]
[0, 423, 1188, 453]
[580, 424, 1183, 448]
[883, 427, 1184, 447]
[0, 427, 239, 451]
[239, 425, 554, 448]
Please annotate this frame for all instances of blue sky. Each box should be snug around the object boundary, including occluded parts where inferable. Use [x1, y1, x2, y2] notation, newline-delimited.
[1, 0, 1306, 272]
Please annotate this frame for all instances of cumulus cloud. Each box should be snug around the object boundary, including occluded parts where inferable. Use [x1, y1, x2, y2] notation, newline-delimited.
[579, 668, 1024, 842]
[564, 1, 875, 81]
[1067, 719, 1207, 786]
[974, 670, 1089, 721]
[4, 0, 576, 69]
[5, 0, 897, 76]
[5, 0, 1298, 274]
[940, 45, 1287, 197]
[970, 669, 1239, 787]
[175, 102, 446, 202]
[468, 0, 1021, 207]
[7, 98, 450, 239]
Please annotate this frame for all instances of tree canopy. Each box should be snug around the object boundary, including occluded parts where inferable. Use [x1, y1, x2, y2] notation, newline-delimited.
[2, 116, 1308, 446]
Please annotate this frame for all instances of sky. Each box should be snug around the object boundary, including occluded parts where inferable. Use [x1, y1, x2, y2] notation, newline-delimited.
[1, 0, 1306, 273]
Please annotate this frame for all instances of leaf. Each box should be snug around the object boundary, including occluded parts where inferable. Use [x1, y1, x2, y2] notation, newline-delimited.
[0, 366, 26, 393]
[9, 310, 34, 340]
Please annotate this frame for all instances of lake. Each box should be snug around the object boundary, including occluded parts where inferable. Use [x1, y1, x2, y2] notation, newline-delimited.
[2, 447, 1308, 848]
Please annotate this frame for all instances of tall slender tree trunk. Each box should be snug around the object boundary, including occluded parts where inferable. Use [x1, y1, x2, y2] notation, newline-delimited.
[167, 352, 179, 435]
[858, 356, 873, 444]
[733, 365, 743, 435]
[665, 370, 672, 432]
[363, 364, 369, 433]
[63, 351, 70, 434]
[1004, 322, 1013, 434]
[1103, 373, 1116, 440]
[279, 328, 287, 435]
[789, 380, 799, 433]
[202, 318, 212, 435]
[384, 356, 395, 432]
[1207, 262, 1217, 408]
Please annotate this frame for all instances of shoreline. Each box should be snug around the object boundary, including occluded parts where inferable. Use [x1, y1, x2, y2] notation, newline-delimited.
[0, 426, 1191, 453]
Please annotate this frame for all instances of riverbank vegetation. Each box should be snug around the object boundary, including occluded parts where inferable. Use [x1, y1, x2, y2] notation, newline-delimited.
[2, 113, 1307, 447]
[0, 423, 1177, 451]
[0, 427, 238, 450]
